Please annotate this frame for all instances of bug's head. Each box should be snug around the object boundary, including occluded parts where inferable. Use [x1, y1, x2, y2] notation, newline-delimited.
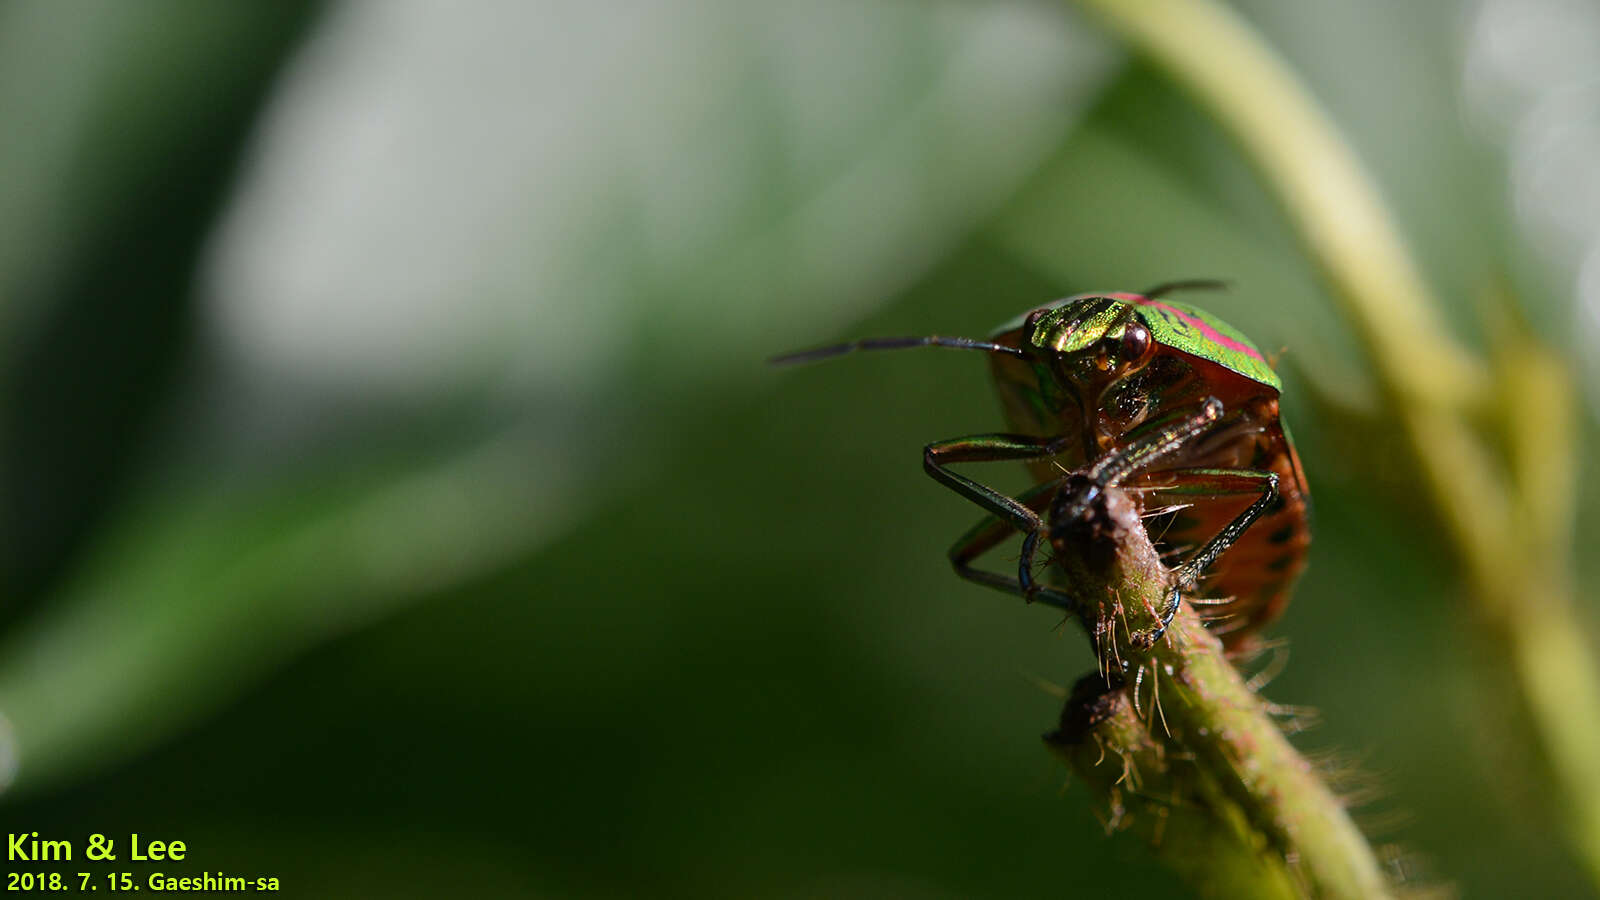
[1023, 297, 1156, 385]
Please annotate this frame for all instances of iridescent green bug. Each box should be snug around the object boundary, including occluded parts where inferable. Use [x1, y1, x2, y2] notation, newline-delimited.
[777, 281, 1310, 650]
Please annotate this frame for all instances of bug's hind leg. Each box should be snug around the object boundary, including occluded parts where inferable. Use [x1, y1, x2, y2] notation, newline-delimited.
[1124, 467, 1280, 649]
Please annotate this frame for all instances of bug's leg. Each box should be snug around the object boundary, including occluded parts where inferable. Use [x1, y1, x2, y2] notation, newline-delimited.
[1048, 398, 1226, 526]
[924, 436, 1080, 606]
[1088, 398, 1237, 485]
[943, 482, 1077, 610]
[1124, 467, 1280, 649]
[922, 433, 1073, 532]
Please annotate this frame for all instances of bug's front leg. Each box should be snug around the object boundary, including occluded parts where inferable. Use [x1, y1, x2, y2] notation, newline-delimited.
[1047, 397, 1225, 527]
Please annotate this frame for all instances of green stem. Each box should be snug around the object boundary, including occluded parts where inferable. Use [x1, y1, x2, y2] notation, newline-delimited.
[1068, 0, 1600, 887]
[1049, 488, 1391, 898]
[1048, 671, 1303, 900]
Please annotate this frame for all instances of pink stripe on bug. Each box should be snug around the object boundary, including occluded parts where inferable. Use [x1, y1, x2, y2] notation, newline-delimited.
[1112, 293, 1266, 362]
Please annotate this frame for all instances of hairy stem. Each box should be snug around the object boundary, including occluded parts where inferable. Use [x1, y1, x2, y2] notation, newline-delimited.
[1068, 0, 1600, 887]
[1049, 488, 1391, 898]
[1048, 671, 1303, 900]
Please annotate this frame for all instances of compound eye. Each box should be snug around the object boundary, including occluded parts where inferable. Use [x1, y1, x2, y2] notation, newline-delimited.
[1023, 307, 1050, 335]
[1119, 322, 1154, 367]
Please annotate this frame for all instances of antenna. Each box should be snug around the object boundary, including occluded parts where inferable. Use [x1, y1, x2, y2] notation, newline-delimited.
[1140, 279, 1229, 299]
[770, 335, 1025, 366]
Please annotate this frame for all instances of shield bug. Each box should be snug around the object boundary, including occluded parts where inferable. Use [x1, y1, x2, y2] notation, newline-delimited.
[775, 281, 1310, 650]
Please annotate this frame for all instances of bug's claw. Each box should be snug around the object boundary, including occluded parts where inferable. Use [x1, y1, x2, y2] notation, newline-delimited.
[1130, 586, 1183, 650]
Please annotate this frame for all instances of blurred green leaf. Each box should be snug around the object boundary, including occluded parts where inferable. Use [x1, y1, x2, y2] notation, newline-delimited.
[0, 1, 314, 347]
[0, 0, 322, 604]
[0, 433, 578, 788]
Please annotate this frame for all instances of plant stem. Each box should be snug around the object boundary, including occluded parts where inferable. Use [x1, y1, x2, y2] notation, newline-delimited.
[1048, 672, 1303, 900]
[1068, 0, 1600, 887]
[1049, 487, 1391, 898]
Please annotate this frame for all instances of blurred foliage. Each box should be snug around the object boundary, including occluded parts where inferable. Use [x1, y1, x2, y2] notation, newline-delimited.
[2, 1, 1598, 898]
